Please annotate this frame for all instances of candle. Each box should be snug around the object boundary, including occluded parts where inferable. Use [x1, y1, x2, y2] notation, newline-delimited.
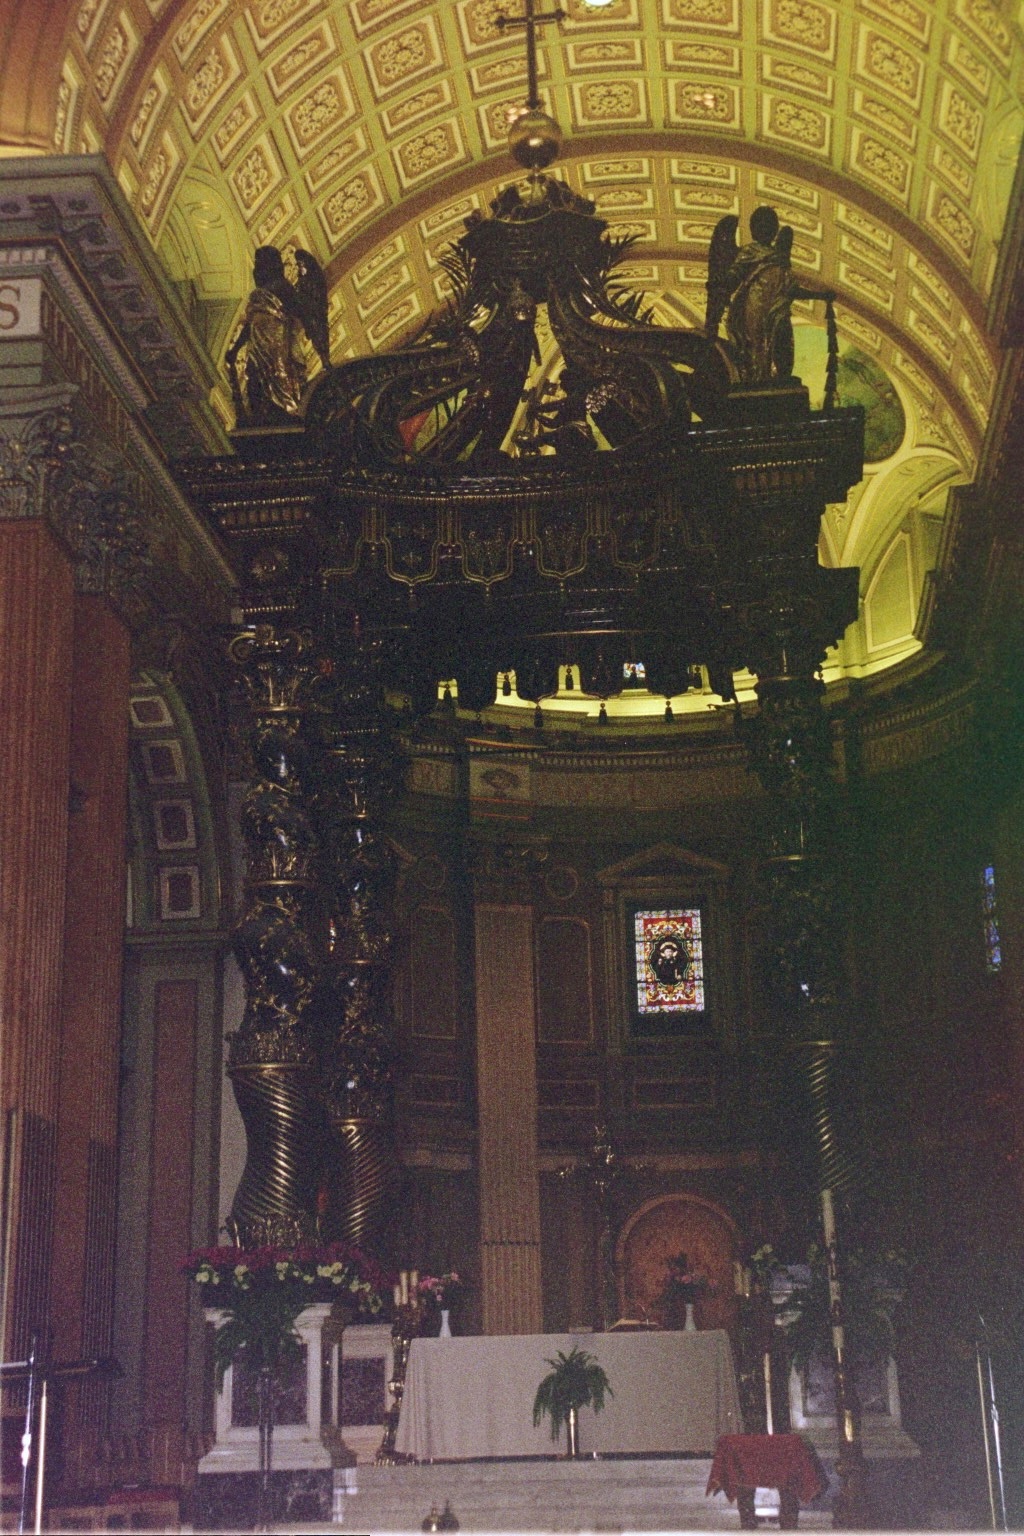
[764, 1351, 774, 1435]
[820, 1188, 845, 1356]
[393, 1283, 402, 1308]
[400, 1270, 408, 1305]
[410, 1269, 419, 1297]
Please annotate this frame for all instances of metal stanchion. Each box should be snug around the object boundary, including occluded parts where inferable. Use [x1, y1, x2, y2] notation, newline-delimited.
[33, 1376, 49, 1536]
[14, 1332, 40, 1535]
[1, 1343, 122, 1535]
[975, 1316, 1007, 1531]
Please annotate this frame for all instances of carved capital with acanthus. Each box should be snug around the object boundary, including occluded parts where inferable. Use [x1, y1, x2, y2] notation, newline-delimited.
[228, 623, 323, 715]
[0, 387, 79, 522]
[468, 830, 551, 901]
[0, 389, 151, 608]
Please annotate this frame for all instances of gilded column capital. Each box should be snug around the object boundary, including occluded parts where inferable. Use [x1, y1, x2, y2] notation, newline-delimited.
[467, 830, 551, 903]
[0, 386, 79, 522]
[0, 389, 151, 609]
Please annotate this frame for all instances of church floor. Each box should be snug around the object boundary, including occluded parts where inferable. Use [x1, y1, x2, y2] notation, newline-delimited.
[262, 1456, 831, 1533]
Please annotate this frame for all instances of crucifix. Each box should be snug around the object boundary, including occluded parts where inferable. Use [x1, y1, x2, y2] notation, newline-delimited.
[496, 0, 567, 112]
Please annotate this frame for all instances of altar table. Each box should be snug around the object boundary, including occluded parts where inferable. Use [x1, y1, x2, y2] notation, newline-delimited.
[395, 1330, 742, 1462]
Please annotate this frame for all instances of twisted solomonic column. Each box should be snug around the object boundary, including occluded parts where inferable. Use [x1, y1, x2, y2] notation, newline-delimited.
[743, 589, 868, 1527]
[313, 627, 398, 1249]
[225, 625, 326, 1247]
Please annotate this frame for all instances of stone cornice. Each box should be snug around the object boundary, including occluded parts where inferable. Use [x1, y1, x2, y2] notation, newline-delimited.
[404, 665, 979, 793]
[410, 727, 748, 777]
[853, 677, 975, 777]
[0, 154, 227, 458]
[0, 244, 151, 413]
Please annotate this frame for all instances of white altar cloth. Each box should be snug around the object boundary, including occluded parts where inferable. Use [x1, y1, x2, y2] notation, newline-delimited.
[394, 1330, 742, 1462]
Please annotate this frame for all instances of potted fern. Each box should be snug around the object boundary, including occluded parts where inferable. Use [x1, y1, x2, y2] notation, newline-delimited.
[532, 1346, 613, 1457]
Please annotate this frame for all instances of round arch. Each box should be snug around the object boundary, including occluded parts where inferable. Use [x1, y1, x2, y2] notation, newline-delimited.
[614, 1191, 740, 1333]
[0, 0, 66, 151]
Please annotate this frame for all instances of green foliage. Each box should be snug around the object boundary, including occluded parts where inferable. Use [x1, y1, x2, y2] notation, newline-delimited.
[183, 1242, 388, 1388]
[210, 1280, 306, 1388]
[532, 1347, 613, 1441]
[777, 1244, 907, 1371]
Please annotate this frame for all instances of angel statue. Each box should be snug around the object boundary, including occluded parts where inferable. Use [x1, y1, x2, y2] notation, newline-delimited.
[225, 245, 331, 426]
[705, 206, 834, 387]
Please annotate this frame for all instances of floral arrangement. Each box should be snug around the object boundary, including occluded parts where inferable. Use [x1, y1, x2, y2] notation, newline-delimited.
[417, 1271, 465, 1307]
[183, 1240, 390, 1307]
[182, 1241, 390, 1385]
[662, 1252, 710, 1305]
[748, 1241, 907, 1369]
[748, 1243, 783, 1291]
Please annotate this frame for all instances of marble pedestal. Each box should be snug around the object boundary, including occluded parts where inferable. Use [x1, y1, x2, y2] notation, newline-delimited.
[197, 1307, 393, 1476]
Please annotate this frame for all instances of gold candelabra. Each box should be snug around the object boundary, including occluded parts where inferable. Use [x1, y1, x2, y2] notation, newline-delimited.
[376, 1271, 424, 1465]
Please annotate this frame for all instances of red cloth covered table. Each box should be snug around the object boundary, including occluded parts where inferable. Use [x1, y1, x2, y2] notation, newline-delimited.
[707, 1434, 827, 1529]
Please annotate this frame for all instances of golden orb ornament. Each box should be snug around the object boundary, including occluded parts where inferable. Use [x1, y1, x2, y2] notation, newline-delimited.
[508, 108, 563, 170]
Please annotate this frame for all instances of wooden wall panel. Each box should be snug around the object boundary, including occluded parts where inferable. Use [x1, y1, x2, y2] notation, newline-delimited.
[3, 1111, 57, 1361]
[410, 906, 458, 1038]
[0, 521, 74, 1123]
[537, 916, 594, 1043]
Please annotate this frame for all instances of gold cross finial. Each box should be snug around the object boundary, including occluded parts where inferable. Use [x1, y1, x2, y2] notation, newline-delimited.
[496, 0, 567, 111]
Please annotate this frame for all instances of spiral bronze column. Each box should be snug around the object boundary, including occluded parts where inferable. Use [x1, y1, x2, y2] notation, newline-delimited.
[225, 625, 326, 1248]
[737, 488, 868, 1527]
[314, 626, 398, 1249]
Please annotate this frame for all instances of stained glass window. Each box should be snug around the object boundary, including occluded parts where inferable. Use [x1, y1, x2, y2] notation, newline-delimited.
[633, 907, 705, 1014]
[982, 864, 1002, 973]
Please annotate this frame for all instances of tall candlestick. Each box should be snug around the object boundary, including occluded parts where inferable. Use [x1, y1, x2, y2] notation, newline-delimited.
[821, 1188, 845, 1357]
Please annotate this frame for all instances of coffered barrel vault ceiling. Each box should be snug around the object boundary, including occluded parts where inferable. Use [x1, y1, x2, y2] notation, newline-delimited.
[6, 0, 1024, 677]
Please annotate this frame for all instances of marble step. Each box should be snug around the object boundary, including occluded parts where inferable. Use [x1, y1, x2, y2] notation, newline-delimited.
[322, 1457, 833, 1533]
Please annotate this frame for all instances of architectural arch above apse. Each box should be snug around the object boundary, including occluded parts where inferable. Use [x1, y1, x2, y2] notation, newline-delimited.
[615, 1192, 739, 1333]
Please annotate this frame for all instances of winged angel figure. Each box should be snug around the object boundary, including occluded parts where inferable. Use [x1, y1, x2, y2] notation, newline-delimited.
[226, 245, 331, 426]
[705, 206, 833, 387]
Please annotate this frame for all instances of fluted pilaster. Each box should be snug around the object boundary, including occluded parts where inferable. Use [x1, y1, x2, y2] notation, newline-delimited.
[474, 903, 543, 1335]
[52, 597, 130, 1410]
[0, 519, 75, 1357]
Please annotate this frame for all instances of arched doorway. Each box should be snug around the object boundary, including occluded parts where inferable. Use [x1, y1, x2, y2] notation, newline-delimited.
[615, 1193, 739, 1332]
